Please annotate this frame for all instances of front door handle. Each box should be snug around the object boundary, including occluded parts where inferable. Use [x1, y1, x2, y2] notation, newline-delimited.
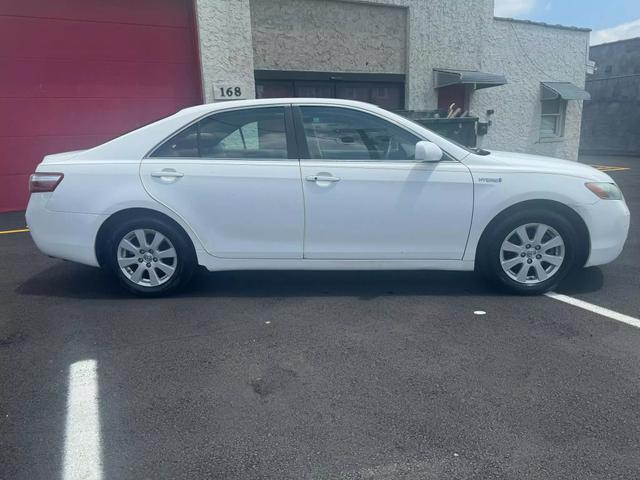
[305, 175, 341, 183]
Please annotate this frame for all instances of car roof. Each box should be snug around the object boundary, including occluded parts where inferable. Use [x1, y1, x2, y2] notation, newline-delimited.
[176, 97, 381, 116]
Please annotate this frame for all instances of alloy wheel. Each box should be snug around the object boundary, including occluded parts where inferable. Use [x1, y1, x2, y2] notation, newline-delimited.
[117, 229, 177, 287]
[499, 223, 565, 285]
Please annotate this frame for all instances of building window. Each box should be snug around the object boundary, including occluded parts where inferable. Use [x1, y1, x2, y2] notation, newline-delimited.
[540, 98, 567, 138]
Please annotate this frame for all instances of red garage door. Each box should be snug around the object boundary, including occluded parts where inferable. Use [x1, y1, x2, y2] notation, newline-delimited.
[0, 0, 202, 212]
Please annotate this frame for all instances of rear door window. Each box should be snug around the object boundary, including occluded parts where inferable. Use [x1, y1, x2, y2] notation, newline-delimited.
[151, 107, 289, 159]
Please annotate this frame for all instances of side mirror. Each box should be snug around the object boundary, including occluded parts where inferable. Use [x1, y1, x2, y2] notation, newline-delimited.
[415, 141, 443, 162]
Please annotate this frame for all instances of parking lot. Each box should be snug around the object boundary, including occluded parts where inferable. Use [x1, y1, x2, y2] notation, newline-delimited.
[1, 156, 638, 479]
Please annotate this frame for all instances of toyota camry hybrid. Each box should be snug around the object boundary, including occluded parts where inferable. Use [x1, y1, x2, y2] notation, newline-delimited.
[26, 98, 630, 296]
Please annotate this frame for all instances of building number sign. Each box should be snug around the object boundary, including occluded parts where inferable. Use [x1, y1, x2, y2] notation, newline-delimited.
[213, 85, 247, 100]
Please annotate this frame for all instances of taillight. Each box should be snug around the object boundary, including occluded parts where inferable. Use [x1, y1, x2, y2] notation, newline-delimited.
[29, 172, 64, 193]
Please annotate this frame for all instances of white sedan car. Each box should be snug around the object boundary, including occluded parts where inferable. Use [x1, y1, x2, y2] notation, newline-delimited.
[26, 98, 629, 296]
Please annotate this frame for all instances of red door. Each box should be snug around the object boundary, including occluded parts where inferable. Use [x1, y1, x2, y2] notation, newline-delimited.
[0, 0, 202, 212]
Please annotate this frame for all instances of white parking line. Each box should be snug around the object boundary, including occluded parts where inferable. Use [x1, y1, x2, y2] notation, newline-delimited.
[545, 292, 640, 329]
[63, 359, 103, 480]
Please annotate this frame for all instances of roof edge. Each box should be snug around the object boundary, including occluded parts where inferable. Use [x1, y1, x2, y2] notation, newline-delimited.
[494, 16, 591, 33]
[591, 36, 640, 48]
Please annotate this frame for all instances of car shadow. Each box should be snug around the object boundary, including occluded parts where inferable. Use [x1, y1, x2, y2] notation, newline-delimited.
[15, 263, 129, 300]
[554, 266, 605, 295]
[15, 261, 606, 300]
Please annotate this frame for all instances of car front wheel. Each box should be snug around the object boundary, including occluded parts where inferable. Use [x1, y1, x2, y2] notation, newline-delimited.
[108, 217, 195, 296]
[481, 210, 577, 295]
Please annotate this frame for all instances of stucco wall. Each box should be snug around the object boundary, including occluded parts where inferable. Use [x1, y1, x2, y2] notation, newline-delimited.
[400, 0, 494, 111]
[472, 18, 590, 160]
[195, 0, 256, 103]
[250, 0, 406, 74]
[196, 0, 493, 110]
[248, 0, 493, 110]
[194, 0, 589, 159]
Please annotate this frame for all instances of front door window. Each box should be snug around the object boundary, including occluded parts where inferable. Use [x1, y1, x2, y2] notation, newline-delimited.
[299, 106, 420, 160]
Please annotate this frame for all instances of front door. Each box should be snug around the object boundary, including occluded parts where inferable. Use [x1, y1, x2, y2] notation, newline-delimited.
[296, 105, 473, 260]
[140, 105, 304, 259]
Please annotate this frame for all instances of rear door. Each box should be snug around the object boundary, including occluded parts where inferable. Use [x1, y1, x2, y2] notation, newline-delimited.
[140, 105, 304, 259]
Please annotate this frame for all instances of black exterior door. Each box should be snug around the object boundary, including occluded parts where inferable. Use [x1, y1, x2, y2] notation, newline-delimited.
[255, 74, 405, 110]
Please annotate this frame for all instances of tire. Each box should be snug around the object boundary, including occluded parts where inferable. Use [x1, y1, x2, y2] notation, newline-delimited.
[106, 216, 196, 297]
[479, 209, 577, 295]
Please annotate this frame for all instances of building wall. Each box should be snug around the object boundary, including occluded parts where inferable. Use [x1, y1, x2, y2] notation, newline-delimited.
[195, 0, 589, 160]
[194, 0, 255, 103]
[580, 38, 640, 156]
[250, 0, 406, 74]
[400, 0, 493, 111]
[473, 19, 590, 160]
[199, 0, 492, 110]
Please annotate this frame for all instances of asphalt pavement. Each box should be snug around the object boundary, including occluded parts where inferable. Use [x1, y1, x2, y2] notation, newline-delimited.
[0, 156, 638, 479]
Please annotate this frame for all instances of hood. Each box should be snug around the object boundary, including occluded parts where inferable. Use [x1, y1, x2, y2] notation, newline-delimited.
[471, 150, 613, 182]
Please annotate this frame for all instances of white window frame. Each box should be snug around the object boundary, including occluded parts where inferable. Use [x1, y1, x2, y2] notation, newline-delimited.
[540, 98, 567, 139]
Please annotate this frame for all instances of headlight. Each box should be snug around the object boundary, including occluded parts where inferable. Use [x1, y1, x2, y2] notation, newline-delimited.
[585, 182, 623, 200]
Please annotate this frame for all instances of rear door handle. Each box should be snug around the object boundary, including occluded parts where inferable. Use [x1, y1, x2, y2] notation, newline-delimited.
[151, 170, 184, 178]
[305, 175, 340, 183]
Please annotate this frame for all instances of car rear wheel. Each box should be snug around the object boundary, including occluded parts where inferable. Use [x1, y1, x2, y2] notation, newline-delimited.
[108, 217, 195, 296]
[480, 209, 577, 295]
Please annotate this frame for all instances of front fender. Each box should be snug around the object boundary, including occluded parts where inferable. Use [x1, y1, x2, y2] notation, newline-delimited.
[463, 172, 595, 263]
